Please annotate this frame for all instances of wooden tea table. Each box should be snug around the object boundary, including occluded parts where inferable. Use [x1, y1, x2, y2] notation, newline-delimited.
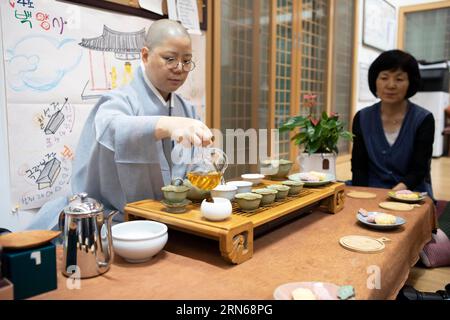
[124, 180, 346, 264]
[34, 186, 436, 300]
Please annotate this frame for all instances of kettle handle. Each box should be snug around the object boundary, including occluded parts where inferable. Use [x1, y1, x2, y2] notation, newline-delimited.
[58, 211, 65, 231]
[97, 210, 118, 272]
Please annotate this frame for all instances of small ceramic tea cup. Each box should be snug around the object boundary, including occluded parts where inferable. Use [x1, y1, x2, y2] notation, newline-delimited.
[161, 185, 190, 203]
[226, 181, 253, 194]
[234, 192, 262, 212]
[241, 173, 265, 185]
[281, 180, 304, 195]
[252, 188, 278, 206]
[267, 184, 290, 200]
[211, 184, 238, 200]
[261, 159, 293, 179]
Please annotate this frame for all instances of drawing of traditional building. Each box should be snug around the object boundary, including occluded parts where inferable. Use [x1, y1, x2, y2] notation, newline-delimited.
[44, 110, 65, 135]
[78, 25, 145, 100]
[36, 158, 61, 190]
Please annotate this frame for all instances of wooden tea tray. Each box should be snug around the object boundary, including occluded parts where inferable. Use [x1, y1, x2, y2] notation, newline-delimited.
[124, 180, 345, 264]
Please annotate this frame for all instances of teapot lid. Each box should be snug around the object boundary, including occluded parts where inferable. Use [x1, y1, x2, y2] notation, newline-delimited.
[64, 192, 104, 215]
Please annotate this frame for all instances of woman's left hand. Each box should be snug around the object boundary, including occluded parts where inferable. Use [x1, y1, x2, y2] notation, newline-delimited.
[392, 182, 408, 191]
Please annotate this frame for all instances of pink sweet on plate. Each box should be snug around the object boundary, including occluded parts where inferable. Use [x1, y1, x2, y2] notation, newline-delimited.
[395, 190, 413, 195]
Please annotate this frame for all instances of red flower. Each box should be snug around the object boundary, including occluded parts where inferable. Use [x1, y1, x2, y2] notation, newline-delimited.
[303, 93, 317, 108]
[304, 93, 317, 100]
[329, 112, 339, 119]
[310, 117, 319, 126]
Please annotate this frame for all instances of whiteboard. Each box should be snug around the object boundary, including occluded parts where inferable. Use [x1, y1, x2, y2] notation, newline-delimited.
[363, 0, 396, 52]
[0, 0, 206, 225]
[358, 63, 377, 102]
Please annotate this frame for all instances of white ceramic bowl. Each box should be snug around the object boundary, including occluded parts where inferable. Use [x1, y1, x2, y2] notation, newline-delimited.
[211, 185, 238, 200]
[226, 181, 253, 194]
[112, 220, 168, 263]
[200, 197, 232, 221]
[241, 173, 265, 185]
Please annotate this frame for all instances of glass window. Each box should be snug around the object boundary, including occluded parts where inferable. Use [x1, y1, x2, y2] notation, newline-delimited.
[404, 8, 450, 61]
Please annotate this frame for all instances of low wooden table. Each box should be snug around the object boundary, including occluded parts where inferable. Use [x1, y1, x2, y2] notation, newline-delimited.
[124, 180, 345, 264]
[34, 186, 436, 300]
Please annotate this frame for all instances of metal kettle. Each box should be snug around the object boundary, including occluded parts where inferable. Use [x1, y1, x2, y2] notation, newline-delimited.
[59, 193, 117, 278]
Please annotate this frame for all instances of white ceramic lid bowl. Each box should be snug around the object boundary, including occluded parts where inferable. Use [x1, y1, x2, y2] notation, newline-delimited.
[112, 220, 168, 263]
[201, 197, 233, 221]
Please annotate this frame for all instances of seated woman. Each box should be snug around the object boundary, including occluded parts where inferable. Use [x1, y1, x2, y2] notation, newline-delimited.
[351, 50, 435, 197]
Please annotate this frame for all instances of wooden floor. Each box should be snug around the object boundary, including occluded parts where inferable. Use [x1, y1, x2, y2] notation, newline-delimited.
[336, 156, 450, 294]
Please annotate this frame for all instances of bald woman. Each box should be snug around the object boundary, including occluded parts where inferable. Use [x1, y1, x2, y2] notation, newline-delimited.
[30, 20, 212, 228]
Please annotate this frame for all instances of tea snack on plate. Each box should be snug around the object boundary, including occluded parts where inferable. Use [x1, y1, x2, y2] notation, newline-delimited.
[374, 213, 397, 225]
[291, 287, 317, 300]
[310, 171, 327, 181]
[358, 208, 369, 217]
[299, 171, 325, 182]
[312, 283, 335, 300]
[395, 189, 413, 194]
[395, 191, 419, 200]
[337, 285, 355, 300]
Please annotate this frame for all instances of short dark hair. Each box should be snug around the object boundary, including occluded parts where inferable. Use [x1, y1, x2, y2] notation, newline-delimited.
[368, 49, 421, 99]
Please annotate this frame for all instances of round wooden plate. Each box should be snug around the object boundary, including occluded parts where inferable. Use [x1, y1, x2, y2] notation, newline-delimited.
[0, 230, 61, 249]
[339, 235, 391, 253]
[378, 201, 414, 211]
[347, 191, 377, 199]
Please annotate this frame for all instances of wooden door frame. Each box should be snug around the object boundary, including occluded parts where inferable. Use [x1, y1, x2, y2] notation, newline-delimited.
[211, 0, 221, 131]
[289, 0, 302, 166]
[397, 0, 450, 49]
[268, 0, 277, 141]
[345, 0, 360, 164]
[205, 0, 213, 128]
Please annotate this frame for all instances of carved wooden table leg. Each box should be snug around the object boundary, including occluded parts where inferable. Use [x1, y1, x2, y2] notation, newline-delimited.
[333, 189, 346, 213]
[319, 184, 346, 214]
[219, 222, 254, 264]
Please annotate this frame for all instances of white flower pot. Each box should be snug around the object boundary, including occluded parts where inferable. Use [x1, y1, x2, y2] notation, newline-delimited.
[297, 152, 336, 176]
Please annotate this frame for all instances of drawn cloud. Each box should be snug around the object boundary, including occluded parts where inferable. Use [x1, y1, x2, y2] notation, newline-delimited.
[6, 35, 82, 91]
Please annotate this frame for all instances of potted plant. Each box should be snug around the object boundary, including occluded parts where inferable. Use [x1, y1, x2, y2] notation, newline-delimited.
[278, 94, 353, 176]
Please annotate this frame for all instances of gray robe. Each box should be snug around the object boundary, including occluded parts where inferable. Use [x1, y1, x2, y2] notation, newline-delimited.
[30, 67, 199, 229]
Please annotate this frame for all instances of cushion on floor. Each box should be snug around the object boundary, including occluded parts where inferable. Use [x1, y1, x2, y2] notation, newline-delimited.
[419, 229, 450, 268]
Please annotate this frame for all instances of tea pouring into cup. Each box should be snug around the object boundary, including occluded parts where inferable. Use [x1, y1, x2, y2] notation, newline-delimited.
[186, 147, 228, 191]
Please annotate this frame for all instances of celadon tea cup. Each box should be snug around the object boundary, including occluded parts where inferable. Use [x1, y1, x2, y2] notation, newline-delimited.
[252, 188, 278, 206]
[267, 184, 290, 200]
[234, 192, 262, 212]
[281, 180, 304, 195]
[161, 185, 190, 203]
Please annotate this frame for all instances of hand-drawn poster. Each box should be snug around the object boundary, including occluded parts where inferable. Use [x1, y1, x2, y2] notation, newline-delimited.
[0, 0, 206, 212]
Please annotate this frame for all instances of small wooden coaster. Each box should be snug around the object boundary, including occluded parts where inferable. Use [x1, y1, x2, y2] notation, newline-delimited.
[0, 230, 61, 249]
[379, 201, 414, 211]
[339, 235, 390, 253]
[347, 191, 377, 199]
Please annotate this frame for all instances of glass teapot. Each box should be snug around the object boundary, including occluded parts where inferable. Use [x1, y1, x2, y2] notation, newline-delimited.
[184, 147, 228, 191]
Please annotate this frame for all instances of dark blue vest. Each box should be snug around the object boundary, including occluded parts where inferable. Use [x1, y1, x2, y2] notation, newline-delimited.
[359, 101, 432, 194]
